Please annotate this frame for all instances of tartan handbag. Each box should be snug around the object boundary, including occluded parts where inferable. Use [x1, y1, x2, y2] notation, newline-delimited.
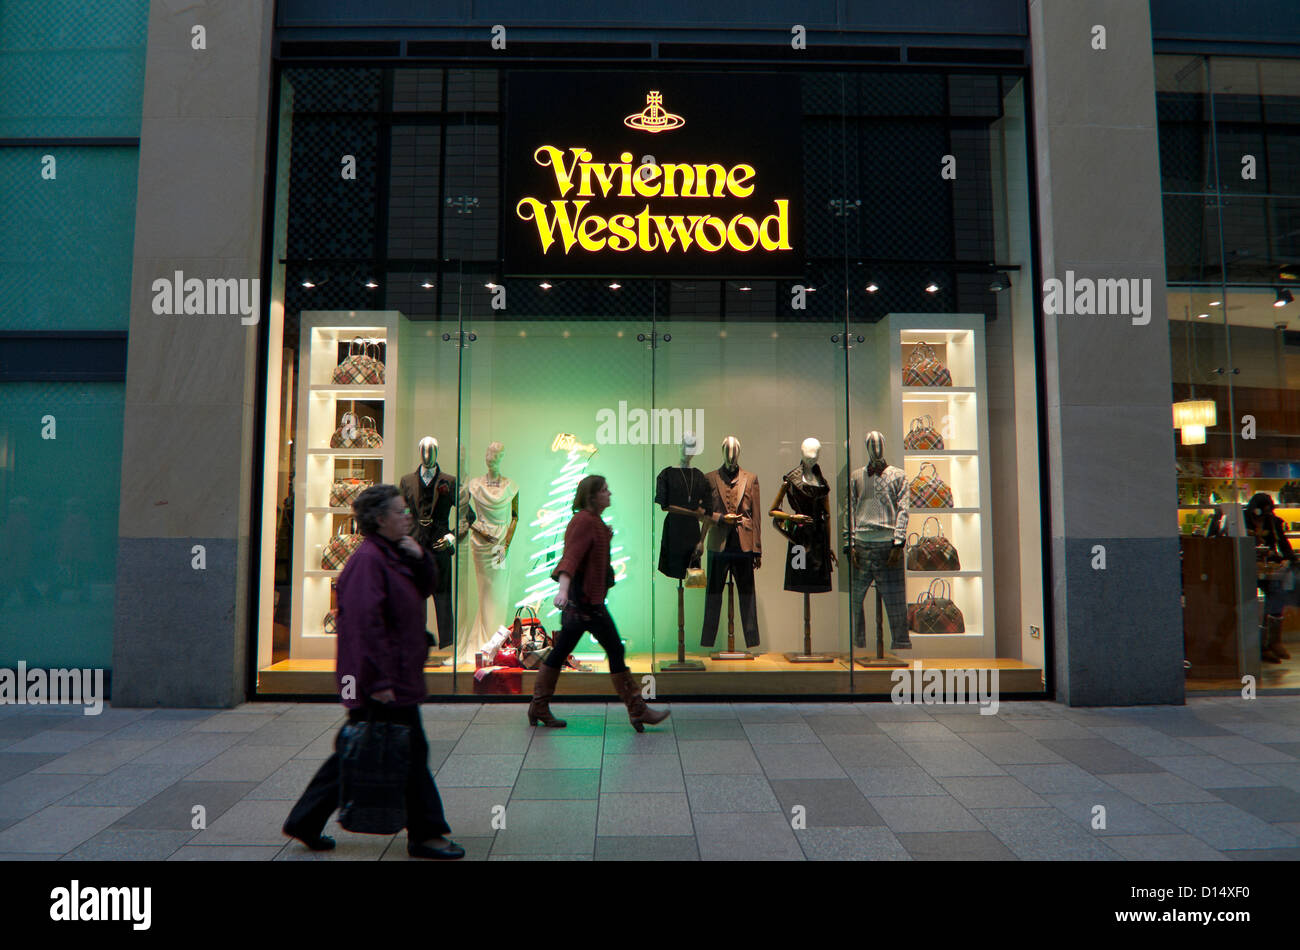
[321, 520, 363, 571]
[906, 517, 961, 572]
[903, 415, 945, 450]
[332, 337, 386, 385]
[908, 578, 965, 634]
[902, 342, 953, 387]
[337, 714, 410, 834]
[909, 462, 954, 508]
[510, 606, 552, 670]
[330, 413, 384, 449]
[329, 466, 373, 507]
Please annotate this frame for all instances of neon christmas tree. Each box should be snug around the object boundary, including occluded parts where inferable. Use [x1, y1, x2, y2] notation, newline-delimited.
[517, 432, 629, 622]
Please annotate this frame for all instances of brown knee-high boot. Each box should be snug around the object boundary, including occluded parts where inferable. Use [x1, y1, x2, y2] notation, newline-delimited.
[528, 665, 568, 727]
[610, 670, 670, 732]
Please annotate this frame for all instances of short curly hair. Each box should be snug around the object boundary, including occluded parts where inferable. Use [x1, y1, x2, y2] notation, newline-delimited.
[353, 484, 403, 536]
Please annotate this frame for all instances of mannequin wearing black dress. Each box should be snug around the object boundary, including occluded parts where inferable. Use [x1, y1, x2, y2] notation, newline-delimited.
[769, 438, 837, 662]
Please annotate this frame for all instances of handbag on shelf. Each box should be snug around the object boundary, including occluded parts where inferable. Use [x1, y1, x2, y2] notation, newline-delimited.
[908, 462, 954, 509]
[905, 517, 961, 572]
[321, 519, 363, 571]
[902, 342, 953, 387]
[323, 578, 339, 634]
[332, 337, 386, 386]
[329, 462, 374, 508]
[330, 412, 383, 449]
[908, 578, 965, 634]
[903, 415, 945, 451]
[337, 712, 410, 834]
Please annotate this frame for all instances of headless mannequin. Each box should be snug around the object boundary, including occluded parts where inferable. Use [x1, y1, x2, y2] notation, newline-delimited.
[460, 443, 520, 664]
[769, 437, 837, 570]
[469, 445, 519, 560]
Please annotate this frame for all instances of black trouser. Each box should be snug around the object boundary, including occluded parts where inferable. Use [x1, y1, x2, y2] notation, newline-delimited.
[701, 537, 759, 648]
[544, 603, 628, 672]
[430, 548, 453, 648]
[286, 704, 450, 841]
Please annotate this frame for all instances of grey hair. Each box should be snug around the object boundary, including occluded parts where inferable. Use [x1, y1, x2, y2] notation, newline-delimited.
[353, 484, 402, 536]
[486, 441, 505, 465]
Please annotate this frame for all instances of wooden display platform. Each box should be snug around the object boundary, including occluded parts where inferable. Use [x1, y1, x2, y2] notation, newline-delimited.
[256, 654, 1044, 697]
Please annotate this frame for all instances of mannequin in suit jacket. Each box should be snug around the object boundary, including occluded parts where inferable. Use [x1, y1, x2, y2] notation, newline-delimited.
[701, 436, 762, 648]
[399, 436, 475, 649]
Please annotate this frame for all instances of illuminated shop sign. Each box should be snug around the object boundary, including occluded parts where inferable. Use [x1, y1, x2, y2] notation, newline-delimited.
[504, 72, 802, 277]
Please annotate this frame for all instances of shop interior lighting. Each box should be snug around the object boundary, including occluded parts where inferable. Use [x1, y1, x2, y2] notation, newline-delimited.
[1275, 288, 1294, 308]
[865, 281, 880, 293]
[925, 281, 940, 294]
[1172, 399, 1216, 446]
[1209, 299, 1222, 307]
[737, 285, 752, 292]
[539, 281, 552, 290]
[363, 278, 378, 289]
[301, 279, 316, 289]
[420, 280, 434, 289]
[1197, 312, 1209, 319]
[608, 282, 621, 290]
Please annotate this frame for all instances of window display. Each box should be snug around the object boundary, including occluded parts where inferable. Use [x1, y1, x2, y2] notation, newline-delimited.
[256, 65, 1046, 698]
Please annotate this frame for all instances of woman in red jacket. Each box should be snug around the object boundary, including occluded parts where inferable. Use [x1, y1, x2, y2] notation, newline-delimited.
[284, 485, 464, 859]
[529, 475, 670, 731]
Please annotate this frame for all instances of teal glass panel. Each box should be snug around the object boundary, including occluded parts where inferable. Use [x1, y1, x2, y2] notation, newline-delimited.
[0, 382, 124, 669]
[0, 0, 149, 138]
[0, 147, 138, 330]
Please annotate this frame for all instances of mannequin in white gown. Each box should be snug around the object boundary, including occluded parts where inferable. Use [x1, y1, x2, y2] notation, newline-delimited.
[457, 442, 520, 664]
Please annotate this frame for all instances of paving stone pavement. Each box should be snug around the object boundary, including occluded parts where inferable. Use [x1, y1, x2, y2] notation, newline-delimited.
[0, 697, 1296, 861]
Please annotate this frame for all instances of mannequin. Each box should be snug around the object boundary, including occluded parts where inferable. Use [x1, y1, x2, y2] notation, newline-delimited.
[769, 437, 836, 593]
[656, 431, 711, 578]
[458, 442, 520, 665]
[844, 431, 910, 651]
[701, 436, 762, 653]
[399, 437, 475, 651]
[655, 432, 711, 671]
[770, 438, 836, 663]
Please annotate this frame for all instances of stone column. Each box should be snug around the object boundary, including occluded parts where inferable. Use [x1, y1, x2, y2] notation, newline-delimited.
[112, 1, 276, 706]
[1029, 0, 1183, 704]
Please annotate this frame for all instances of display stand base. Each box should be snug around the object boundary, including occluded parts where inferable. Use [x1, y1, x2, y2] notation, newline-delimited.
[710, 651, 755, 661]
[856, 654, 909, 668]
[658, 659, 707, 672]
[784, 652, 835, 664]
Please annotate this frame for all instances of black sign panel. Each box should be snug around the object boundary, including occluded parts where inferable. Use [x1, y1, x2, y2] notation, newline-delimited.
[503, 71, 802, 277]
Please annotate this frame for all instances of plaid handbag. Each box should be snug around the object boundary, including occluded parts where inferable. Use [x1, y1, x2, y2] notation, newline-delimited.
[903, 414, 944, 450]
[321, 520, 363, 571]
[329, 476, 373, 508]
[337, 715, 410, 834]
[906, 517, 961, 572]
[909, 462, 954, 508]
[902, 342, 953, 387]
[908, 578, 965, 634]
[330, 413, 383, 449]
[332, 337, 386, 385]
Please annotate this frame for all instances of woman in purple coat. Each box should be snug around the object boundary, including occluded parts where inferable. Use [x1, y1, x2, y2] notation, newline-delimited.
[284, 485, 464, 859]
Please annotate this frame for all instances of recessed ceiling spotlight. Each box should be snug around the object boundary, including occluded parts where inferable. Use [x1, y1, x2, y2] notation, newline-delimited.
[865, 282, 879, 293]
[420, 281, 434, 289]
[925, 282, 940, 294]
[363, 279, 378, 289]
[539, 281, 552, 290]
[1209, 299, 1222, 307]
[301, 279, 315, 289]
[608, 282, 621, 290]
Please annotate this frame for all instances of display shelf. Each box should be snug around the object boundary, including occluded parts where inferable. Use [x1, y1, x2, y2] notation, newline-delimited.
[309, 384, 386, 397]
[290, 312, 402, 661]
[891, 316, 993, 659]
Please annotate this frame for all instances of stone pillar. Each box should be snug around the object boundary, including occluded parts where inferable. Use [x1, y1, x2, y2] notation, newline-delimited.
[1029, 0, 1183, 704]
[112, 1, 276, 706]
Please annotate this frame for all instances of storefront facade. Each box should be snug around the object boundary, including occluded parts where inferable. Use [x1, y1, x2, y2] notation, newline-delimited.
[6, 1, 1297, 706]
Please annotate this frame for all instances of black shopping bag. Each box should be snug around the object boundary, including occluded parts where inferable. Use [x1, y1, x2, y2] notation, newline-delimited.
[338, 716, 410, 834]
